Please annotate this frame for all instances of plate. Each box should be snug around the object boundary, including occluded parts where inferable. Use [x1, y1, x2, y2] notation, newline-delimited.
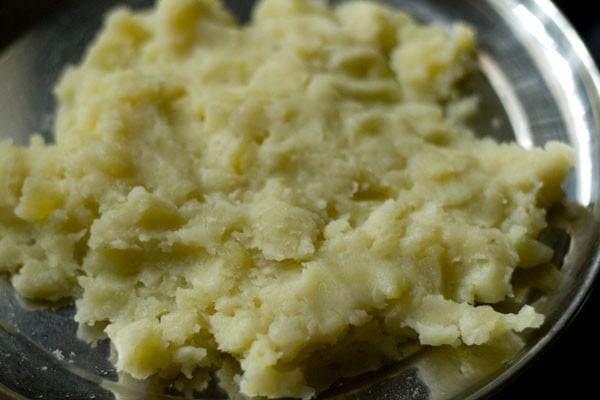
[1, 1, 599, 399]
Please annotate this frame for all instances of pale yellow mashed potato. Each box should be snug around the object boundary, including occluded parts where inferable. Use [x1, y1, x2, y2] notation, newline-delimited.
[0, 0, 574, 398]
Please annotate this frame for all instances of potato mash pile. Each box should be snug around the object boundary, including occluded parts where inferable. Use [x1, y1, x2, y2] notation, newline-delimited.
[0, 0, 574, 398]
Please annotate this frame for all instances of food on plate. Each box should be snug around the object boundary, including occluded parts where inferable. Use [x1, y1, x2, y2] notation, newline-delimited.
[0, 0, 574, 398]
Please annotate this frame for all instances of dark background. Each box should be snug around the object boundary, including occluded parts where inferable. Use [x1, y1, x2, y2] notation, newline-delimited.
[1, 0, 599, 399]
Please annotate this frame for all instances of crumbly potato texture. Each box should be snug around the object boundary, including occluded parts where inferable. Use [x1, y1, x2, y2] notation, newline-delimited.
[0, 0, 574, 398]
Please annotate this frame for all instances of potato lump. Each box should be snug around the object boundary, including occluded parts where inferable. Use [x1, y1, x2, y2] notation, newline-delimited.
[0, 0, 574, 398]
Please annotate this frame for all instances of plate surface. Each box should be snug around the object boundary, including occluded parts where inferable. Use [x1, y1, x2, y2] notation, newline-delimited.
[1, 1, 599, 399]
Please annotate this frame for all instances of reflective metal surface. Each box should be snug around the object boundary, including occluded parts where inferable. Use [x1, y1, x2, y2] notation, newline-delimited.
[1, 0, 599, 399]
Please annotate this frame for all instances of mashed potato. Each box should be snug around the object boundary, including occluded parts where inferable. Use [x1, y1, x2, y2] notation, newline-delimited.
[0, 0, 574, 398]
